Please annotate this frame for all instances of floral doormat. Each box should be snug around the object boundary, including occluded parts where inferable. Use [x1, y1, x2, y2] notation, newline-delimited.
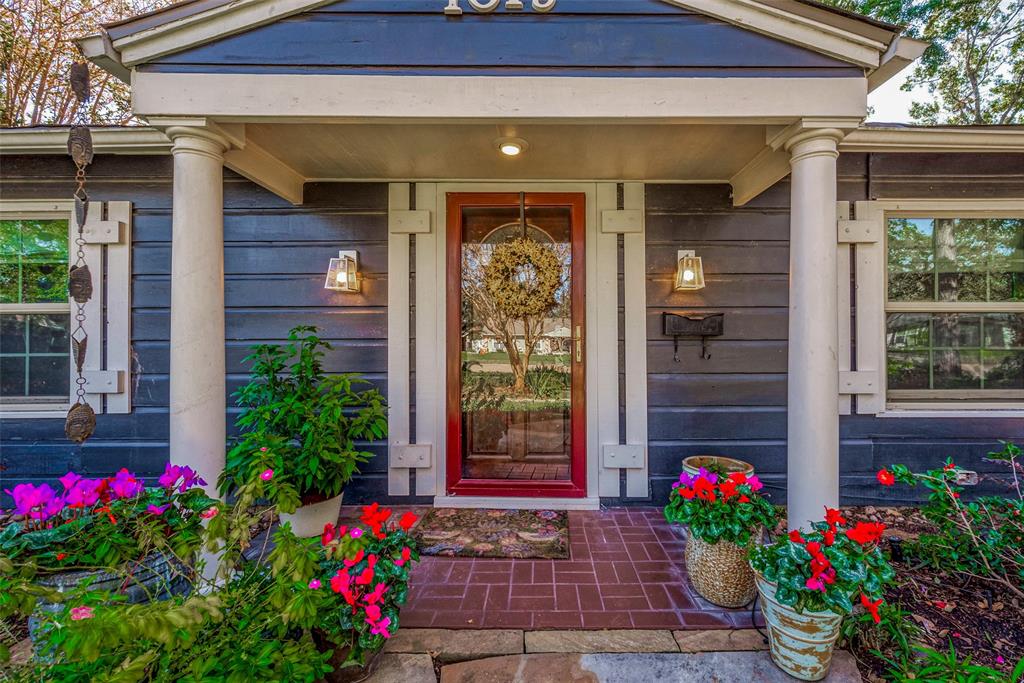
[412, 508, 569, 559]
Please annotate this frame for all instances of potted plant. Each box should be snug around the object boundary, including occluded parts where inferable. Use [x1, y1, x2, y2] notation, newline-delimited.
[664, 468, 776, 607]
[749, 509, 895, 681]
[221, 325, 388, 536]
[0, 464, 218, 643]
[682, 455, 755, 479]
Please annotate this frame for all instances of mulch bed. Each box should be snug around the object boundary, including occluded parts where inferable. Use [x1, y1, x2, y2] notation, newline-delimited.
[411, 508, 569, 559]
[842, 506, 1024, 681]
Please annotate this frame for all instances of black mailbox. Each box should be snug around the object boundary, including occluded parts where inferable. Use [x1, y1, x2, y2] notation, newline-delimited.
[662, 312, 724, 361]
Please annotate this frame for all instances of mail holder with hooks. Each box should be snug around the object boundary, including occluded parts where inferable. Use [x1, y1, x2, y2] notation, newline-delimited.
[662, 312, 724, 361]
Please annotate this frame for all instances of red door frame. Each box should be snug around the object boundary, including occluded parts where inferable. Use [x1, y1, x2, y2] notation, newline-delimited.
[445, 192, 587, 498]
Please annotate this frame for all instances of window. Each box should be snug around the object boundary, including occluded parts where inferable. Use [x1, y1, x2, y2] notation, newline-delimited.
[0, 217, 71, 406]
[886, 215, 1024, 404]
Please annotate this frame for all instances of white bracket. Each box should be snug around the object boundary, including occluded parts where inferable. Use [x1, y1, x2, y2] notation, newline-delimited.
[388, 210, 431, 234]
[837, 219, 879, 244]
[391, 444, 432, 468]
[839, 371, 878, 395]
[600, 209, 643, 234]
[82, 219, 125, 244]
[602, 444, 645, 469]
[83, 370, 125, 394]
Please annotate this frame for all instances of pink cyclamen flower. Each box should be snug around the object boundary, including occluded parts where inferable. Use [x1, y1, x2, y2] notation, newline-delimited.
[260, 469, 274, 481]
[259, 447, 268, 452]
[747, 475, 764, 492]
[7, 483, 60, 520]
[367, 616, 392, 638]
[70, 606, 94, 621]
[308, 579, 322, 590]
[108, 468, 144, 499]
[59, 471, 81, 491]
[65, 479, 101, 508]
[158, 463, 182, 489]
[350, 528, 363, 539]
[200, 506, 219, 519]
[177, 466, 206, 493]
[146, 504, 169, 516]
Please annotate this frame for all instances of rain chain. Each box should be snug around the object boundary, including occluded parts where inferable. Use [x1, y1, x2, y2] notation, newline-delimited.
[65, 61, 96, 444]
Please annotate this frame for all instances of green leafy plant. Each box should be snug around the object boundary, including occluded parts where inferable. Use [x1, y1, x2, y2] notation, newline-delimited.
[877, 446, 1024, 598]
[883, 642, 1024, 683]
[663, 468, 777, 547]
[749, 509, 895, 617]
[220, 325, 388, 509]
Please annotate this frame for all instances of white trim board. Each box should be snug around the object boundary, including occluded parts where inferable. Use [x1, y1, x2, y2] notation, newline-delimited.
[433, 496, 601, 511]
[131, 73, 869, 122]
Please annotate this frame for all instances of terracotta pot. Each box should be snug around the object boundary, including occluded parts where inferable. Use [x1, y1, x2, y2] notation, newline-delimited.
[754, 572, 845, 681]
[280, 492, 344, 538]
[685, 532, 757, 608]
[682, 455, 755, 478]
[29, 551, 191, 644]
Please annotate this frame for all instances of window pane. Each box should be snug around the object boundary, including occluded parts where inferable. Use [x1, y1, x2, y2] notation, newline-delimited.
[0, 219, 69, 304]
[887, 312, 1024, 392]
[888, 217, 1024, 303]
[0, 356, 26, 396]
[0, 315, 27, 353]
[28, 355, 69, 396]
[28, 314, 70, 353]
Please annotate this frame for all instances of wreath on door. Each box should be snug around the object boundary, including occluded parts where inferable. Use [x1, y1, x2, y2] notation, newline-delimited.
[484, 237, 562, 318]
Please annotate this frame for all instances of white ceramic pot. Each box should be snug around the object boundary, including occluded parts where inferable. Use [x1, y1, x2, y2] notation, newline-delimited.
[280, 492, 344, 538]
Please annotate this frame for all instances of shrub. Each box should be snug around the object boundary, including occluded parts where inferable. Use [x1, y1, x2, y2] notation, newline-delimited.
[749, 508, 895, 617]
[663, 468, 777, 547]
[221, 325, 388, 510]
[877, 443, 1024, 598]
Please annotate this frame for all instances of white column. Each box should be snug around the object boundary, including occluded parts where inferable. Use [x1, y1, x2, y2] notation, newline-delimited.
[166, 126, 228, 496]
[785, 129, 843, 531]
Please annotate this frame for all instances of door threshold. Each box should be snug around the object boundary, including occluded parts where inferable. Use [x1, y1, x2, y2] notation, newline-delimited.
[433, 495, 600, 511]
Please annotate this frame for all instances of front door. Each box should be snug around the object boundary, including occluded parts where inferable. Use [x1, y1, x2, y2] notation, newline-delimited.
[446, 192, 586, 497]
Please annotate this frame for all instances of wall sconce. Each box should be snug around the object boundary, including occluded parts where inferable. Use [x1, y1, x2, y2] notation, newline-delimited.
[674, 250, 705, 291]
[324, 250, 361, 292]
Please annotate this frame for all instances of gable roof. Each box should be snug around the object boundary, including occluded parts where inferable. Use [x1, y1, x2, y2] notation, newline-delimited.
[78, 0, 926, 89]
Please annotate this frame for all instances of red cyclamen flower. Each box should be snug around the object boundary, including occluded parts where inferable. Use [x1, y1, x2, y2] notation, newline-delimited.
[860, 592, 883, 624]
[876, 469, 895, 486]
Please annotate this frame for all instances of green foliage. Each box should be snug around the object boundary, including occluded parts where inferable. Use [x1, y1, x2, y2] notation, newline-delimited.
[821, 0, 1024, 124]
[663, 471, 777, 547]
[749, 516, 896, 616]
[883, 642, 1024, 683]
[221, 325, 388, 505]
[882, 447, 1024, 596]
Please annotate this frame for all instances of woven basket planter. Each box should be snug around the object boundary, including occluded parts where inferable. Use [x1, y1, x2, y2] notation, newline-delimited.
[685, 532, 757, 608]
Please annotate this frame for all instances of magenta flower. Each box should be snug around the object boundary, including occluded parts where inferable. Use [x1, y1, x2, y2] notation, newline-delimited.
[177, 466, 206, 492]
[696, 467, 718, 484]
[146, 504, 170, 516]
[59, 471, 81, 491]
[108, 469, 143, 499]
[158, 463, 182, 489]
[70, 606, 94, 621]
[308, 579, 322, 590]
[367, 616, 392, 638]
[805, 576, 827, 592]
[260, 469, 274, 481]
[7, 483, 61, 520]
[365, 582, 388, 604]
[747, 475, 764, 492]
[259, 447, 268, 452]
[64, 479, 101, 508]
[350, 528, 363, 539]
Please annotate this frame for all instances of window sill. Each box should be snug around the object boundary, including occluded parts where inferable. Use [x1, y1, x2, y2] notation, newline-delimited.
[881, 405, 1024, 419]
[0, 403, 69, 419]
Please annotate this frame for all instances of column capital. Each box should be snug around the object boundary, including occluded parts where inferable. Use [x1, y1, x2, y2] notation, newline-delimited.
[785, 128, 843, 165]
[165, 125, 230, 161]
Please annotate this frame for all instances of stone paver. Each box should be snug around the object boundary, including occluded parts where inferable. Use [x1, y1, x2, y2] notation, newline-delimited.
[384, 628, 523, 662]
[402, 507, 765, 630]
[365, 654, 436, 683]
[525, 629, 678, 653]
[673, 629, 768, 652]
[440, 651, 862, 683]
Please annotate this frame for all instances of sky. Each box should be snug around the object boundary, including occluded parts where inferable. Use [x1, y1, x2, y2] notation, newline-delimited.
[867, 73, 929, 124]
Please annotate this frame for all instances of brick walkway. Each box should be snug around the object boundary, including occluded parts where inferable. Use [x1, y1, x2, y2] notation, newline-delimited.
[400, 507, 765, 630]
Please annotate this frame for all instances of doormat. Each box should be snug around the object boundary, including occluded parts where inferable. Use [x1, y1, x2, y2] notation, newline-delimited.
[412, 508, 569, 559]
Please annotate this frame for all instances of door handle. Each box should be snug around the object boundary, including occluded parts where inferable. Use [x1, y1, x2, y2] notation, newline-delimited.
[574, 325, 583, 363]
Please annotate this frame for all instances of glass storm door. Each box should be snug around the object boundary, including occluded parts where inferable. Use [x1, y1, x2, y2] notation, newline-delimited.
[446, 193, 586, 498]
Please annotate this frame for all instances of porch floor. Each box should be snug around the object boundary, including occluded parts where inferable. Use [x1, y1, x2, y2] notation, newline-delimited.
[395, 506, 766, 630]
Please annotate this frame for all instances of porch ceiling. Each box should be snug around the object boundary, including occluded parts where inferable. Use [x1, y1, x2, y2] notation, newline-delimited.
[243, 122, 768, 183]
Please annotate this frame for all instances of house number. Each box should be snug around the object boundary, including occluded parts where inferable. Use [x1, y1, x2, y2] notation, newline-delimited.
[444, 0, 556, 14]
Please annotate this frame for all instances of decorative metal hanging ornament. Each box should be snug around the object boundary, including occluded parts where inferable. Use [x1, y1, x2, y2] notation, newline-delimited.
[65, 61, 96, 444]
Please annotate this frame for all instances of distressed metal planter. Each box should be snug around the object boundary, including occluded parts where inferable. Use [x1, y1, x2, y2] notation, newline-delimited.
[280, 492, 344, 538]
[682, 455, 755, 478]
[754, 572, 844, 681]
[685, 532, 757, 608]
[29, 551, 192, 644]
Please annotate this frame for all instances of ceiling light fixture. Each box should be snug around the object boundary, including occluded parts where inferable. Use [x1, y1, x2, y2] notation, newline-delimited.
[496, 137, 527, 157]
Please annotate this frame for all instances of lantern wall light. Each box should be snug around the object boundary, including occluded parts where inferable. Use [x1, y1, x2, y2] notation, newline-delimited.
[325, 250, 361, 292]
[674, 249, 705, 291]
